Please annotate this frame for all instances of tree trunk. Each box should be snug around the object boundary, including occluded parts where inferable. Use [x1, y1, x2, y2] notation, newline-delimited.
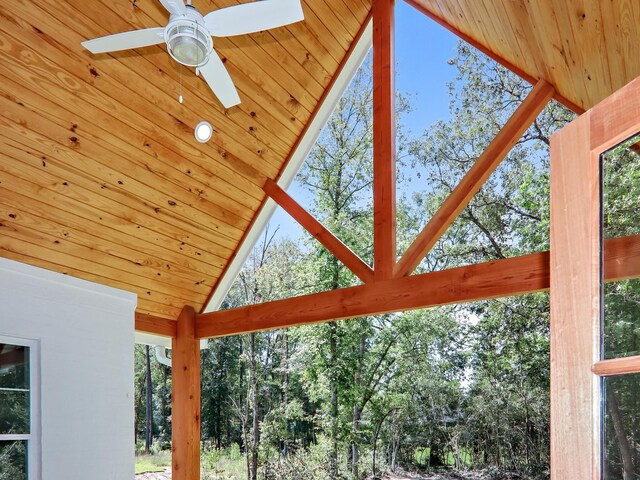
[144, 345, 153, 454]
[608, 387, 635, 480]
[249, 332, 259, 480]
[283, 330, 290, 457]
[329, 321, 339, 478]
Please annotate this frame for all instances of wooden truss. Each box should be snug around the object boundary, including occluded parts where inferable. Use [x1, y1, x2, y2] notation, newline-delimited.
[136, 3, 640, 479]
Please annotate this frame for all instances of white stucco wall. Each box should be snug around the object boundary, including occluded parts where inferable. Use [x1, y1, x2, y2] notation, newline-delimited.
[0, 258, 137, 480]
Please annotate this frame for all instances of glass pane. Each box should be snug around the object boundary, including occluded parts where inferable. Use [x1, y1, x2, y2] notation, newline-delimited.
[0, 440, 27, 480]
[601, 134, 640, 359]
[603, 374, 640, 480]
[0, 344, 30, 434]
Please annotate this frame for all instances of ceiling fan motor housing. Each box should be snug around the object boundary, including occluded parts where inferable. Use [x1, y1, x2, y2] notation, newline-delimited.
[165, 6, 213, 67]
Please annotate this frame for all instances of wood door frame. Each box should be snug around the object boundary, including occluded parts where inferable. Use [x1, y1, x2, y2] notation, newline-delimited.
[550, 75, 640, 480]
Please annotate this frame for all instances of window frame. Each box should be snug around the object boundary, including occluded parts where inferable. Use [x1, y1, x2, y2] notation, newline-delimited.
[0, 335, 41, 480]
[550, 75, 640, 479]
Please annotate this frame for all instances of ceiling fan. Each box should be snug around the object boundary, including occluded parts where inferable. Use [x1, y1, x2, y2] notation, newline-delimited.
[82, 0, 304, 108]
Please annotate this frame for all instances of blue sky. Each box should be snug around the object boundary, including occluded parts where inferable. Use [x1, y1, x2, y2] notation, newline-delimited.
[269, 2, 460, 239]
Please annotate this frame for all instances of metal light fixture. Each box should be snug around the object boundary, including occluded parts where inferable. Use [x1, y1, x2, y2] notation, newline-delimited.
[195, 120, 213, 143]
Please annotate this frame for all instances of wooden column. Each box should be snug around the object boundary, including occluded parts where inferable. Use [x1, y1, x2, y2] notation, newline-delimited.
[550, 112, 600, 479]
[172, 306, 201, 480]
[372, 0, 396, 280]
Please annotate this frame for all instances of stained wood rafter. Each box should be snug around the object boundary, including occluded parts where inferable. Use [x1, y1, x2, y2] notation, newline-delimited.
[394, 79, 555, 278]
[372, 0, 396, 280]
[263, 178, 374, 283]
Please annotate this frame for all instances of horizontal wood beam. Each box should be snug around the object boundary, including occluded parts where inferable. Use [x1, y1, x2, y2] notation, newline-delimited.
[394, 79, 555, 278]
[195, 234, 640, 339]
[135, 312, 177, 338]
[263, 179, 374, 283]
[592, 355, 640, 376]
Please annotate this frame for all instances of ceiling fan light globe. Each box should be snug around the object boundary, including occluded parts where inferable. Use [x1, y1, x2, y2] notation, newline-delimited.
[165, 18, 212, 67]
[170, 37, 206, 65]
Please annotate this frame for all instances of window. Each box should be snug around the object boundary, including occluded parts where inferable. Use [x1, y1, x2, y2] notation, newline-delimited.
[0, 337, 39, 480]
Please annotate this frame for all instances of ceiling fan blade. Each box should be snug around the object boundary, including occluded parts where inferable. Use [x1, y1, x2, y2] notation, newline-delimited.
[204, 0, 304, 37]
[82, 27, 165, 54]
[199, 53, 241, 108]
[158, 0, 187, 16]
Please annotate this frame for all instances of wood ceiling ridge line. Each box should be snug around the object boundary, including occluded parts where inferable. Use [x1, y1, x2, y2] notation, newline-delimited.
[405, 0, 586, 114]
[0, 221, 210, 302]
[0, 61, 259, 222]
[194, 234, 640, 339]
[0, 184, 219, 279]
[198, 10, 374, 314]
[0, 240, 199, 312]
[0, 139, 233, 268]
[0, 102, 243, 253]
[0, 205, 215, 296]
[51, 0, 306, 152]
[0, 14, 274, 196]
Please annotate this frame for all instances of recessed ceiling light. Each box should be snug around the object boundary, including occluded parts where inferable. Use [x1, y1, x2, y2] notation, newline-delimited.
[195, 121, 213, 143]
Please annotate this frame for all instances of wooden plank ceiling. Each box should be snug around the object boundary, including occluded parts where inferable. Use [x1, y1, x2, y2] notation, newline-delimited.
[0, 0, 371, 319]
[412, 0, 640, 112]
[0, 0, 638, 321]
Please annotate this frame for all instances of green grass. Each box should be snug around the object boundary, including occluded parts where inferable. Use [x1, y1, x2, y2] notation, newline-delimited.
[135, 452, 171, 474]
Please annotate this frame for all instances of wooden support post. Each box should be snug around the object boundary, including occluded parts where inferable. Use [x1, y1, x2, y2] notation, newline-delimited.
[549, 112, 599, 480]
[172, 306, 200, 480]
[395, 79, 555, 278]
[373, 0, 397, 280]
[263, 179, 374, 283]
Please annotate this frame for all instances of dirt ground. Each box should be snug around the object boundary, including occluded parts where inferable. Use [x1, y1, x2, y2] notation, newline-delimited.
[136, 470, 506, 480]
[136, 469, 171, 480]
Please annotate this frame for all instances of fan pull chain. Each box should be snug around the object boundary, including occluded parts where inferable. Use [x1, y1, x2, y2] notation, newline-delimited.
[179, 64, 184, 104]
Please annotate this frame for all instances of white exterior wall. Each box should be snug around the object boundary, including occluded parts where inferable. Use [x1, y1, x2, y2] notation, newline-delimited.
[0, 258, 137, 480]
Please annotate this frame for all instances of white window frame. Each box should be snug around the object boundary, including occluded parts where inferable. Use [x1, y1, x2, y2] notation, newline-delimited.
[0, 335, 40, 480]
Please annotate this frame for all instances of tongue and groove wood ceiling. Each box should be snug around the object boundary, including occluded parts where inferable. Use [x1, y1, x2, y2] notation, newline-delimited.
[0, 0, 638, 320]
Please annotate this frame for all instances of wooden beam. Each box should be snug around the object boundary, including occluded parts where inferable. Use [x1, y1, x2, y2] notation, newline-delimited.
[172, 306, 200, 480]
[395, 79, 555, 278]
[196, 234, 640, 339]
[135, 312, 177, 338]
[372, 0, 397, 280]
[592, 355, 640, 376]
[403, 0, 586, 115]
[263, 179, 374, 283]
